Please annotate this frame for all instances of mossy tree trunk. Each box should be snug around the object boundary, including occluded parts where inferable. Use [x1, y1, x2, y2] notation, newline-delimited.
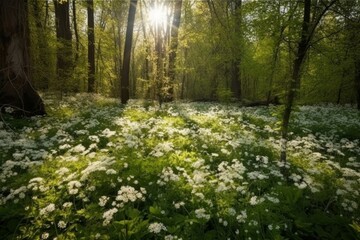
[0, 0, 45, 117]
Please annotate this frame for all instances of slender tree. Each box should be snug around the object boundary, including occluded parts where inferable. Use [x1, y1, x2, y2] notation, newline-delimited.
[121, 0, 138, 104]
[280, 0, 337, 164]
[87, 0, 95, 92]
[73, 0, 80, 63]
[0, 0, 45, 116]
[167, 0, 183, 101]
[230, 0, 242, 100]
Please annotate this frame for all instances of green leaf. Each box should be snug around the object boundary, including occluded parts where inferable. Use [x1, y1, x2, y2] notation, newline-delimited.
[149, 206, 161, 216]
[126, 208, 141, 219]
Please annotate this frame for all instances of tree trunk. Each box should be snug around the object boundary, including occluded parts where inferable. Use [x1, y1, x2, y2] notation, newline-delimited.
[167, 0, 183, 101]
[54, 0, 72, 95]
[32, 0, 50, 90]
[281, 0, 311, 164]
[356, 59, 360, 110]
[0, 0, 45, 116]
[73, 0, 80, 63]
[121, 0, 137, 104]
[155, 22, 165, 106]
[280, 0, 336, 163]
[230, 0, 242, 100]
[87, 0, 95, 93]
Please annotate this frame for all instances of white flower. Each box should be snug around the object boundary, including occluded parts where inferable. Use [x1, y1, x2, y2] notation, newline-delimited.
[67, 181, 82, 195]
[228, 208, 236, 216]
[72, 144, 86, 153]
[148, 222, 167, 233]
[41, 232, 49, 239]
[106, 169, 117, 175]
[57, 220, 67, 229]
[55, 167, 70, 176]
[174, 201, 185, 209]
[249, 196, 264, 205]
[115, 186, 145, 204]
[5, 107, 14, 113]
[150, 142, 174, 157]
[236, 210, 247, 223]
[99, 196, 109, 207]
[103, 208, 118, 226]
[63, 202, 73, 208]
[157, 167, 180, 186]
[40, 203, 55, 215]
[101, 128, 116, 138]
[89, 135, 100, 143]
[195, 208, 210, 220]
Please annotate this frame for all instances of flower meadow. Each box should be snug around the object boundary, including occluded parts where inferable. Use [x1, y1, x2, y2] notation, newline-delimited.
[0, 94, 359, 240]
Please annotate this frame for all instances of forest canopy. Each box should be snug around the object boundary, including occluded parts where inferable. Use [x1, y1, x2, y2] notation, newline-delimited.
[1, 0, 358, 105]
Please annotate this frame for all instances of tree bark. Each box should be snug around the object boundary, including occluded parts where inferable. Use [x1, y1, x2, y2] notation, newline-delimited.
[356, 59, 360, 110]
[121, 0, 138, 104]
[87, 0, 95, 93]
[167, 0, 183, 101]
[73, 0, 80, 63]
[0, 0, 45, 116]
[230, 0, 242, 100]
[280, 0, 336, 163]
[280, 0, 311, 164]
[54, 0, 72, 94]
[32, 0, 50, 90]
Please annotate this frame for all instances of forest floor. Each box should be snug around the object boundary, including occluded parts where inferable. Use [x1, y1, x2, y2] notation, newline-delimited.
[0, 94, 360, 240]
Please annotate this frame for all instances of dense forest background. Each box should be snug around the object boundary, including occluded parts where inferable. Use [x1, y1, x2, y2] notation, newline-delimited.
[3, 0, 358, 105]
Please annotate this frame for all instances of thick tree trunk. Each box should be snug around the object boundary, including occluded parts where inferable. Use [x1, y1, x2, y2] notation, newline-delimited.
[87, 0, 95, 93]
[121, 0, 137, 104]
[54, 0, 72, 94]
[0, 0, 45, 116]
[167, 0, 183, 101]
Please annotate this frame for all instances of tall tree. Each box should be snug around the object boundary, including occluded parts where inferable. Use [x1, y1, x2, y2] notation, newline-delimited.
[87, 0, 95, 92]
[341, 1, 360, 109]
[121, 0, 138, 104]
[167, 0, 183, 101]
[230, 0, 242, 100]
[0, 0, 45, 116]
[54, 0, 72, 94]
[32, 0, 51, 90]
[280, 0, 337, 164]
[72, 0, 80, 63]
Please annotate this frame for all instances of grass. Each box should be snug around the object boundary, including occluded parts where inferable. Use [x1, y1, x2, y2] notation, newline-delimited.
[0, 94, 359, 240]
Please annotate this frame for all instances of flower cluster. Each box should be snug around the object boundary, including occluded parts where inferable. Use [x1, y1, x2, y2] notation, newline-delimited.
[148, 222, 167, 234]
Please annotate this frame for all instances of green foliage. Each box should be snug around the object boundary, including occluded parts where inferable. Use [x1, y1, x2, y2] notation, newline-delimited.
[216, 88, 233, 103]
[0, 95, 359, 239]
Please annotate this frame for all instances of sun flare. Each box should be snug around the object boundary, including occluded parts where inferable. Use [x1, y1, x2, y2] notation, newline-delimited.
[148, 5, 169, 29]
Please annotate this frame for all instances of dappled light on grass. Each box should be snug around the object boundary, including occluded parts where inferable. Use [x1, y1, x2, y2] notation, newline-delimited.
[0, 94, 359, 239]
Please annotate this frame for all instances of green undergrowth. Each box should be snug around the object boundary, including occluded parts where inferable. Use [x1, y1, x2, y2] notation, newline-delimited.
[0, 95, 359, 240]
